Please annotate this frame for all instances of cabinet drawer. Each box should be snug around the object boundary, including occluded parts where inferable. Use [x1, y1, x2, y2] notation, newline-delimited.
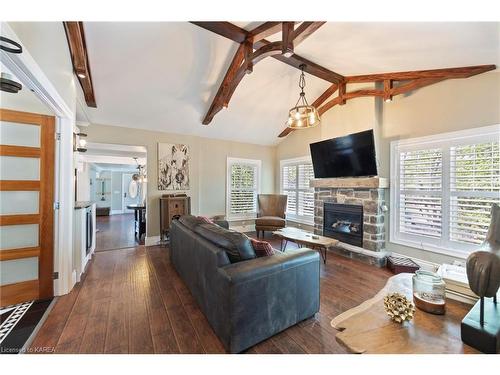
[168, 200, 185, 213]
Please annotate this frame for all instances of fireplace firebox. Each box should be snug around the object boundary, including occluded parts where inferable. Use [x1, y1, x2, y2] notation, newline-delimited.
[323, 203, 363, 247]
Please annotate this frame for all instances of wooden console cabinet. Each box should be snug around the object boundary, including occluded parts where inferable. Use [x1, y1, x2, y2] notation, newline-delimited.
[159, 194, 191, 240]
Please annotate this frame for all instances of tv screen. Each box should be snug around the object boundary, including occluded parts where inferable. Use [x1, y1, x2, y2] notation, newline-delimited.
[309, 130, 378, 178]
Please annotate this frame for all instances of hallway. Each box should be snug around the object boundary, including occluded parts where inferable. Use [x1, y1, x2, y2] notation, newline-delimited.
[95, 213, 144, 251]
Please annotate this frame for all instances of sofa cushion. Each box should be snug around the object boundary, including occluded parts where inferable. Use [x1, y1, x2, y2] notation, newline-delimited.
[255, 216, 286, 227]
[194, 223, 256, 263]
[179, 215, 206, 230]
[250, 238, 275, 257]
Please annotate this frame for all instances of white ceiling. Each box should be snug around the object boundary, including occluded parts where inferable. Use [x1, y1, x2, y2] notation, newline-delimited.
[80, 22, 499, 146]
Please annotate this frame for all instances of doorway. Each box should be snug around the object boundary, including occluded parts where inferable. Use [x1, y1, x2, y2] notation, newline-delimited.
[76, 142, 147, 252]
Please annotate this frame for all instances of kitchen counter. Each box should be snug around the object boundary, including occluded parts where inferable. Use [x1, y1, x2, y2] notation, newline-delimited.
[74, 201, 94, 209]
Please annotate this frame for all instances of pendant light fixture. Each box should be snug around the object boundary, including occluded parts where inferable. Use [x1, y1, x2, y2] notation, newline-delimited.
[286, 64, 321, 129]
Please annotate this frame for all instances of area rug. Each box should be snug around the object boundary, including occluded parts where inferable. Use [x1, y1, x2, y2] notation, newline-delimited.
[0, 298, 53, 354]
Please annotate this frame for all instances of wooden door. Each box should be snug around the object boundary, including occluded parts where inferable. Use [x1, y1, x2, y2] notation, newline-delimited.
[0, 108, 55, 307]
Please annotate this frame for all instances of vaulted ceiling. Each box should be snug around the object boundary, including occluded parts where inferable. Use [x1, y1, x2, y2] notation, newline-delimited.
[77, 22, 499, 145]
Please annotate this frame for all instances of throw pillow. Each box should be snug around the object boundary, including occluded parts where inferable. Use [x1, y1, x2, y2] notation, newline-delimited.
[250, 238, 275, 257]
[197, 216, 214, 224]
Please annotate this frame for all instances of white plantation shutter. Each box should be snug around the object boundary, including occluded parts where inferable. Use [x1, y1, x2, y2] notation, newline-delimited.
[399, 148, 443, 239]
[450, 142, 500, 245]
[227, 158, 261, 219]
[391, 125, 500, 256]
[282, 165, 297, 214]
[281, 157, 314, 223]
[298, 163, 315, 217]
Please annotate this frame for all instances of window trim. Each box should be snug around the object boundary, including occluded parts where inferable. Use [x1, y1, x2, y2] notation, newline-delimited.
[226, 157, 262, 221]
[280, 155, 314, 225]
[390, 124, 500, 259]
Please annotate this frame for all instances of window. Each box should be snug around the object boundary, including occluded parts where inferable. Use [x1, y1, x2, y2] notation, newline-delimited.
[280, 156, 315, 224]
[390, 125, 500, 257]
[226, 157, 261, 220]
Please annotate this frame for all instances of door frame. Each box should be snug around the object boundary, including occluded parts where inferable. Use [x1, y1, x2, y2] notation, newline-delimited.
[1, 22, 76, 297]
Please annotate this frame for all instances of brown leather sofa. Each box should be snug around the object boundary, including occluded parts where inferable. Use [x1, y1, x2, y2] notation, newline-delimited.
[255, 194, 287, 238]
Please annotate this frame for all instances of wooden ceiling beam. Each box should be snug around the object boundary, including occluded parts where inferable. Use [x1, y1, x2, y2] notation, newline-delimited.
[204, 41, 284, 122]
[270, 50, 344, 83]
[63, 21, 96, 107]
[191, 22, 344, 84]
[190, 21, 247, 43]
[223, 42, 283, 107]
[312, 83, 339, 107]
[202, 43, 246, 125]
[390, 77, 446, 96]
[243, 40, 253, 74]
[278, 127, 296, 138]
[249, 22, 283, 43]
[282, 22, 295, 57]
[345, 65, 496, 83]
[292, 22, 326, 46]
[383, 79, 393, 102]
[278, 64, 496, 138]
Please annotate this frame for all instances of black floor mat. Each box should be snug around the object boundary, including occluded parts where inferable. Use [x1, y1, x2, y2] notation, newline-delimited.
[0, 298, 53, 354]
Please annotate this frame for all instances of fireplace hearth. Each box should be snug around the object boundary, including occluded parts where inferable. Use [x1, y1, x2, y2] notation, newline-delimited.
[323, 203, 363, 247]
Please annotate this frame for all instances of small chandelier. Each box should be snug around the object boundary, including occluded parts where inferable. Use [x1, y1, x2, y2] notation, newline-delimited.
[287, 64, 321, 129]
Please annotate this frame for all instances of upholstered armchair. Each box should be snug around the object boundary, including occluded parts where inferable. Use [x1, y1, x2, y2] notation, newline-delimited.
[255, 194, 287, 238]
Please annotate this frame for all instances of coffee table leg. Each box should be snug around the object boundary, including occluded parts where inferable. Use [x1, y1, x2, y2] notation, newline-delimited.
[280, 239, 283, 252]
[283, 240, 288, 251]
[321, 247, 327, 264]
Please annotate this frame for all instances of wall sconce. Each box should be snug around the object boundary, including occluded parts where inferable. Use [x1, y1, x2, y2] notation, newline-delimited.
[73, 132, 88, 152]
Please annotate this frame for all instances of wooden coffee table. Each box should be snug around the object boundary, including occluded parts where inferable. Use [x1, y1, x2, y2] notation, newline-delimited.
[330, 273, 478, 353]
[273, 227, 339, 264]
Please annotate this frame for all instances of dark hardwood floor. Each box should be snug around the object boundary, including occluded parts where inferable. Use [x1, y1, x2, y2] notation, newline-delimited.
[29, 234, 471, 354]
[95, 213, 144, 252]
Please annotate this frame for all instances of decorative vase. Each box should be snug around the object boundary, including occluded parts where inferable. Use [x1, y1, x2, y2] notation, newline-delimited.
[412, 270, 446, 314]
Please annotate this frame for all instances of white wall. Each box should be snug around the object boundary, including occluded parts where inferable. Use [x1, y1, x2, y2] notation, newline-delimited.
[76, 162, 90, 201]
[85, 123, 277, 237]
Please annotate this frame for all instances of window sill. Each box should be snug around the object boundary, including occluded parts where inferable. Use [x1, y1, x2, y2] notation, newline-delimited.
[389, 237, 474, 260]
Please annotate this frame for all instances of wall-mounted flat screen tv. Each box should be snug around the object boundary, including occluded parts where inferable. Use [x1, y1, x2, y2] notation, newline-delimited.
[309, 129, 378, 178]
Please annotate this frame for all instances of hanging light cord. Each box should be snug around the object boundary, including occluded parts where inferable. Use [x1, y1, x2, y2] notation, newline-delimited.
[294, 64, 309, 107]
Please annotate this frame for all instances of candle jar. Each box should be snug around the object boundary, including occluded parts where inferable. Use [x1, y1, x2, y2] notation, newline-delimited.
[412, 270, 446, 314]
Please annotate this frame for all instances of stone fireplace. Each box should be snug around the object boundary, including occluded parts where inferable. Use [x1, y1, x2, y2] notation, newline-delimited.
[311, 177, 388, 266]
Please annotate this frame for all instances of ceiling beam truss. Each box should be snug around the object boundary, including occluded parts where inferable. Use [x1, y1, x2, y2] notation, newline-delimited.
[193, 21, 338, 125]
[191, 22, 495, 134]
[278, 64, 496, 137]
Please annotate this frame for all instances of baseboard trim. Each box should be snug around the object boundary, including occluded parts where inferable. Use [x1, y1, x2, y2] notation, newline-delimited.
[111, 210, 123, 215]
[145, 236, 161, 247]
